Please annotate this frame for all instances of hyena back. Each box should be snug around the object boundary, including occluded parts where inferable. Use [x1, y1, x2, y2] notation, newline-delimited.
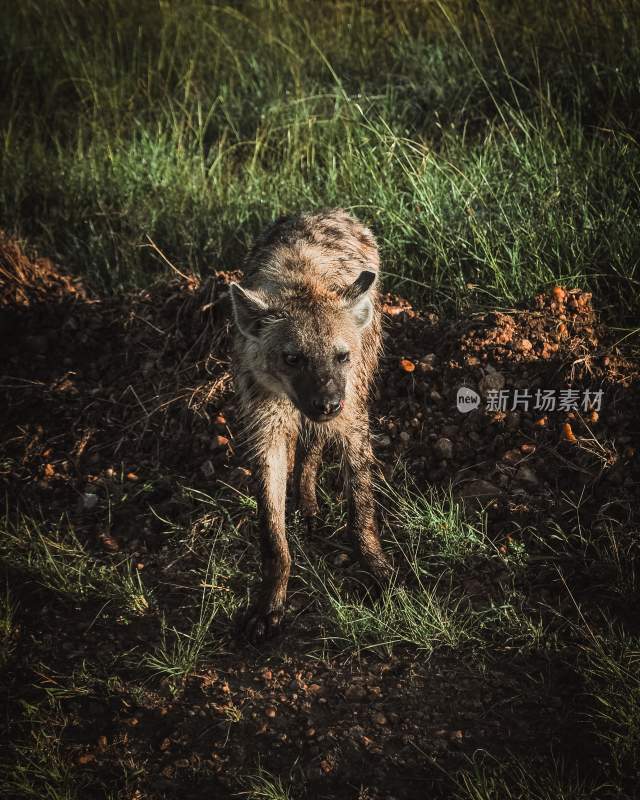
[230, 209, 392, 642]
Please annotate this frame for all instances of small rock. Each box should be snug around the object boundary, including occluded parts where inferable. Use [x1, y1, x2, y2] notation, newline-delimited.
[345, 685, 366, 701]
[100, 534, 120, 553]
[81, 492, 98, 511]
[433, 437, 454, 460]
[502, 448, 521, 464]
[265, 706, 277, 718]
[399, 358, 415, 373]
[515, 465, 538, 485]
[552, 286, 567, 304]
[201, 460, 215, 477]
[517, 338, 533, 352]
[457, 480, 502, 503]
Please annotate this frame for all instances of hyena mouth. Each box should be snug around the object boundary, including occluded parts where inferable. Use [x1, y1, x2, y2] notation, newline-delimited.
[306, 397, 344, 422]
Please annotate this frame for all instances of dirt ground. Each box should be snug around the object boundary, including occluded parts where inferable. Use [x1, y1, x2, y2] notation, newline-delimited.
[1, 232, 639, 799]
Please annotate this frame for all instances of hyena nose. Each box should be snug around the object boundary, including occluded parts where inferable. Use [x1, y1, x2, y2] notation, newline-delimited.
[313, 397, 342, 416]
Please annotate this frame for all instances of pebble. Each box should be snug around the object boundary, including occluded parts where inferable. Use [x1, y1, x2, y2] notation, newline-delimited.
[433, 437, 454, 460]
[100, 534, 120, 552]
[200, 459, 215, 477]
[515, 464, 538, 485]
[81, 492, 98, 511]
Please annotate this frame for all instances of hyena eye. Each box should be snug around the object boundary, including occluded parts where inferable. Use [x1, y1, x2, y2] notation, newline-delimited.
[283, 353, 301, 366]
[336, 351, 350, 364]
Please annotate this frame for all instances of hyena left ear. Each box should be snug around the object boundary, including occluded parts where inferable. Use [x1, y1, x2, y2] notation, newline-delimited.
[229, 283, 270, 340]
[341, 270, 376, 329]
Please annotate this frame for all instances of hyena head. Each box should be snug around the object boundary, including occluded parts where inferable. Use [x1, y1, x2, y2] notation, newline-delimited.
[230, 271, 376, 422]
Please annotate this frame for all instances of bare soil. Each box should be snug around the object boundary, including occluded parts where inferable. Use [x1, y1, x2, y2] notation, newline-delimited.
[1, 233, 639, 799]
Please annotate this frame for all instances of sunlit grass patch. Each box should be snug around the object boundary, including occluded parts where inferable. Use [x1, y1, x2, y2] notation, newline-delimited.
[378, 477, 493, 566]
[1, 1, 639, 316]
[453, 754, 608, 800]
[239, 766, 295, 800]
[0, 512, 151, 616]
[320, 579, 478, 656]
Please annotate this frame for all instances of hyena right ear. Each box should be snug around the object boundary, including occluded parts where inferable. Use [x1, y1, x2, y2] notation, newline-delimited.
[229, 283, 270, 340]
[340, 270, 377, 329]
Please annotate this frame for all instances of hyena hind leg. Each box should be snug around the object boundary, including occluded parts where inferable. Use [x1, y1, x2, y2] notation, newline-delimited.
[293, 434, 324, 525]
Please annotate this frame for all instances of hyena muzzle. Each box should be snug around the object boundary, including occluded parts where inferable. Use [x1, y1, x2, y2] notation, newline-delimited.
[230, 209, 393, 642]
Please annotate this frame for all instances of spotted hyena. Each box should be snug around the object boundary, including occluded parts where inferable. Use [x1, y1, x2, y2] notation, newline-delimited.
[230, 209, 392, 642]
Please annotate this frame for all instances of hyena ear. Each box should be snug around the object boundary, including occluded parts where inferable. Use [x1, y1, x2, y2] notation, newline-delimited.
[229, 283, 270, 340]
[341, 270, 376, 329]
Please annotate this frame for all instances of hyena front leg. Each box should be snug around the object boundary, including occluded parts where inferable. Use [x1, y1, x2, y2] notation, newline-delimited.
[341, 422, 393, 584]
[245, 434, 292, 642]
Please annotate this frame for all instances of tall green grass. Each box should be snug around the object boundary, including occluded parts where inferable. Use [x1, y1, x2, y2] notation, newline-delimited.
[1, 0, 639, 317]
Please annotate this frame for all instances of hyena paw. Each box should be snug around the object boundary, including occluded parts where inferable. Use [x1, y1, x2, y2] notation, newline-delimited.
[243, 603, 285, 644]
[367, 555, 395, 586]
